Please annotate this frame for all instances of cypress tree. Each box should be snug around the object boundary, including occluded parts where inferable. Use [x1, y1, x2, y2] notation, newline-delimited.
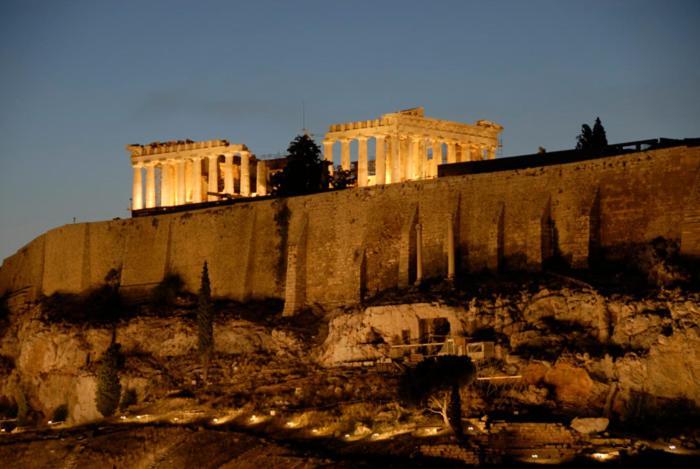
[591, 117, 608, 150]
[95, 342, 121, 417]
[576, 124, 594, 152]
[271, 134, 330, 196]
[197, 262, 214, 381]
[576, 117, 608, 154]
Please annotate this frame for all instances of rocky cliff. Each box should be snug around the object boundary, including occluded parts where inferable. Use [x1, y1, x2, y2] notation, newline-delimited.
[1, 279, 698, 427]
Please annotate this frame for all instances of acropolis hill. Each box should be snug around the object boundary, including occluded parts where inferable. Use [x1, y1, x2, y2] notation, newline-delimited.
[2, 108, 700, 465]
[0, 108, 699, 315]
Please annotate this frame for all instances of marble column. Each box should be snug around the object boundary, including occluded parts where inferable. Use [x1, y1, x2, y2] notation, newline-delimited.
[132, 163, 143, 210]
[389, 135, 401, 184]
[192, 157, 202, 203]
[415, 137, 425, 179]
[224, 154, 234, 195]
[460, 142, 471, 162]
[357, 136, 368, 187]
[145, 162, 156, 208]
[432, 139, 442, 178]
[208, 155, 219, 201]
[400, 136, 410, 181]
[256, 160, 267, 196]
[424, 140, 431, 177]
[471, 144, 481, 161]
[176, 159, 186, 205]
[323, 140, 335, 174]
[164, 162, 175, 206]
[241, 151, 250, 196]
[184, 159, 193, 203]
[374, 135, 386, 185]
[447, 141, 457, 164]
[488, 146, 497, 160]
[159, 162, 169, 206]
[340, 138, 351, 171]
[408, 136, 421, 180]
[169, 163, 177, 205]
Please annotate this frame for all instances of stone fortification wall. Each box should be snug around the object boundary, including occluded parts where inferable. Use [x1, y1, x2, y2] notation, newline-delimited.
[1, 145, 699, 311]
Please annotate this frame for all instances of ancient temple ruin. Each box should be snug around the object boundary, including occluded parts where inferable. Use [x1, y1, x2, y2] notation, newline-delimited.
[323, 107, 503, 186]
[127, 139, 269, 211]
[127, 107, 502, 210]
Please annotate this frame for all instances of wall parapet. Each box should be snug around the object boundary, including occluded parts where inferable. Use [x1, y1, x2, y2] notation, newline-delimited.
[1, 144, 699, 314]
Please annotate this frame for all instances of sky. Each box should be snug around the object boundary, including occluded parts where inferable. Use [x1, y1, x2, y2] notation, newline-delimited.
[0, 0, 699, 260]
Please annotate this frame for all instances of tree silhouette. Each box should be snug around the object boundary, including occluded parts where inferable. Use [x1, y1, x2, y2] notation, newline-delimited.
[197, 262, 214, 382]
[330, 167, 353, 189]
[95, 342, 121, 417]
[400, 355, 476, 437]
[576, 117, 608, 154]
[591, 117, 608, 149]
[271, 134, 330, 196]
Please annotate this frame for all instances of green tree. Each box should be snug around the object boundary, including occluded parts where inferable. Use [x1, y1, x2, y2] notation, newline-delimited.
[95, 342, 121, 417]
[271, 134, 330, 196]
[591, 117, 608, 150]
[16, 388, 30, 426]
[330, 167, 353, 189]
[400, 355, 476, 437]
[197, 262, 214, 382]
[576, 117, 608, 154]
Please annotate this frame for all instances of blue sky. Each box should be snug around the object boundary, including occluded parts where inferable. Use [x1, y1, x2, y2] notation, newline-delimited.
[1, 0, 699, 260]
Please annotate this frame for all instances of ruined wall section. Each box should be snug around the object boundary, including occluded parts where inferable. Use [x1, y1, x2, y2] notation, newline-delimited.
[1, 146, 699, 311]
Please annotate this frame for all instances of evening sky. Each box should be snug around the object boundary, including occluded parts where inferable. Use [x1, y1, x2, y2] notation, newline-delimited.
[1, 0, 698, 260]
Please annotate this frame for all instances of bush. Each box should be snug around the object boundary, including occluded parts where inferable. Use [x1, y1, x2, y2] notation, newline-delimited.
[95, 343, 122, 417]
[16, 389, 30, 426]
[151, 274, 185, 306]
[638, 238, 687, 288]
[197, 263, 213, 357]
[271, 134, 330, 196]
[52, 404, 68, 422]
[119, 388, 137, 412]
[400, 356, 475, 436]
[40, 286, 123, 324]
[0, 396, 17, 419]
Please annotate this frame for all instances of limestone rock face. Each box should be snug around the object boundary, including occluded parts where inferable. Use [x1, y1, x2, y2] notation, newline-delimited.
[0, 307, 303, 424]
[570, 417, 609, 434]
[543, 361, 608, 412]
[521, 289, 604, 331]
[1, 287, 698, 425]
[318, 289, 700, 418]
[319, 303, 465, 366]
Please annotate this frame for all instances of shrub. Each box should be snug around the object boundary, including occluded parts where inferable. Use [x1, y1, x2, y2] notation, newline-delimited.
[16, 389, 30, 426]
[40, 285, 123, 325]
[197, 263, 214, 357]
[95, 343, 122, 417]
[638, 238, 687, 288]
[151, 273, 185, 306]
[0, 396, 17, 419]
[119, 388, 137, 411]
[400, 356, 475, 436]
[52, 404, 68, 422]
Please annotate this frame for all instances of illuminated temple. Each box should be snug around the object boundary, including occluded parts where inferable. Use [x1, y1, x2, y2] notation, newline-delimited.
[127, 107, 503, 210]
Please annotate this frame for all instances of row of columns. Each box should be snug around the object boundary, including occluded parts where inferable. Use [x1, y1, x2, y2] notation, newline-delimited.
[132, 151, 268, 211]
[323, 135, 496, 187]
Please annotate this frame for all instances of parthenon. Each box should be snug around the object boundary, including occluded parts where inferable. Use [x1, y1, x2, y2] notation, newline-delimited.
[128, 107, 502, 210]
[127, 139, 268, 211]
[323, 107, 503, 186]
